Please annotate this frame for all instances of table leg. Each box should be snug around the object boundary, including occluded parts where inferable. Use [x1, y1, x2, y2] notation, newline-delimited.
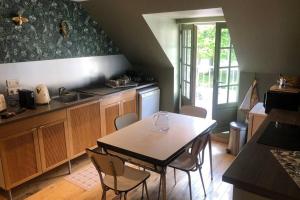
[161, 168, 167, 200]
[208, 134, 213, 180]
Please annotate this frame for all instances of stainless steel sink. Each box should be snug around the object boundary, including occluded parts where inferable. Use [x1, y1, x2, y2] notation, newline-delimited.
[53, 93, 94, 103]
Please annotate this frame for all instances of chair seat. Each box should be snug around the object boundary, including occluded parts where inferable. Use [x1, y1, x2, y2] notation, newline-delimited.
[104, 166, 150, 192]
[169, 151, 196, 171]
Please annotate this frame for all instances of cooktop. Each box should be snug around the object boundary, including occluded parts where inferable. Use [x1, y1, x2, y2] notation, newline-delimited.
[257, 121, 300, 150]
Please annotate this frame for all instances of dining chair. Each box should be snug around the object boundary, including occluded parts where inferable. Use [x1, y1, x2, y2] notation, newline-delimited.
[86, 148, 150, 200]
[180, 105, 207, 118]
[174, 105, 207, 186]
[115, 112, 138, 130]
[158, 131, 209, 200]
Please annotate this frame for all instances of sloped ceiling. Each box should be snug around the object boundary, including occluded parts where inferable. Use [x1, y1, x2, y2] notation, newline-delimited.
[81, 0, 218, 69]
[82, 0, 300, 74]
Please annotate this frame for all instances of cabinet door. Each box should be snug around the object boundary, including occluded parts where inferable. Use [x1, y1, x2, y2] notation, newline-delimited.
[122, 96, 137, 114]
[68, 101, 101, 157]
[38, 120, 69, 171]
[0, 129, 42, 189]
[101, 102, 121, 135]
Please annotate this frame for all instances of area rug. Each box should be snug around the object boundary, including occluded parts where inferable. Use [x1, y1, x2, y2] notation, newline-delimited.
[65, 164, 100, 191]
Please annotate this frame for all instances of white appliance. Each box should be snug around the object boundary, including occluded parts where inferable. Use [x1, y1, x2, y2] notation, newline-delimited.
[35, 84, 51, 105]
[0, 94, 7, 112]
[138, 86, 160, 119]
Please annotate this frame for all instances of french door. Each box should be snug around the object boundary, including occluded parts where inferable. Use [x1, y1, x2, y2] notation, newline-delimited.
[180, 22, 239, 132]
[180, 24, 197, 106]
[212, 23, 239, 132]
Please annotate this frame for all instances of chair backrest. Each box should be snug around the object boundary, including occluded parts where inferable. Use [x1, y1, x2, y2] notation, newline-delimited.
[86, 149, 124, 176]
[180, 105, 207, 118]
[190, 131, 210, 165]
[115, 112, 138, 130]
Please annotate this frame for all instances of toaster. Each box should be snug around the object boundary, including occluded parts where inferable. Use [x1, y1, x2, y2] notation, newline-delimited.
[19, 89, 36, 109]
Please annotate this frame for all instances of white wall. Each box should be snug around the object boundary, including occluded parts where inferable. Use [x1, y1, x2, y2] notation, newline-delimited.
[0, 55, 131, 95]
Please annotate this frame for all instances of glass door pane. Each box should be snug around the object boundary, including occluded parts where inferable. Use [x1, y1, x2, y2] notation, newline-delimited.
[180, 24, 196, 106]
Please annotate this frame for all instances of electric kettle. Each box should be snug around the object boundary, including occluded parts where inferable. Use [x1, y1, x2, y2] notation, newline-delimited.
[0, 94, 7, 112]
[35, 84, 50, 105]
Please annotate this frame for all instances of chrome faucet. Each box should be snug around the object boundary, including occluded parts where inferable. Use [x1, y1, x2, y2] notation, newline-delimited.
[58, 87, 66, 96]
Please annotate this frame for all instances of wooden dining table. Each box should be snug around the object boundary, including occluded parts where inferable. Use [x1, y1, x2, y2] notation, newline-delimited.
[97, 112, 217, 200]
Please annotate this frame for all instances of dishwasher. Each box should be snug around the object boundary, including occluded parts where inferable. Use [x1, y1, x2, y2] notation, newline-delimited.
[137, 86, 160, 119]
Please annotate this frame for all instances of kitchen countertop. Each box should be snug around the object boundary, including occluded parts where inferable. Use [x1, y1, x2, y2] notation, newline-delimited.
[0, 82, 156, 126]
[222, 109, 300, 200]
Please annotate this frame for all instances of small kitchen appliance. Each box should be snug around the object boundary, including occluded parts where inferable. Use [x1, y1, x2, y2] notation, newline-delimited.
[19, 89, 35, 109]
[35, 84, 50, 104]
[0, 94, 7, 112]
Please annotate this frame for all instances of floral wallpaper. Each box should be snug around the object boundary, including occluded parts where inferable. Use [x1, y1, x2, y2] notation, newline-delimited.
[0, 0, 120, 64]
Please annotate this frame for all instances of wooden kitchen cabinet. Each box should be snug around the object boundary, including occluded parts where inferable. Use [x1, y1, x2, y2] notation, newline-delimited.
[101, 101, 121, 135]
[0, 129, 42, 189]
[121, 90, 137, 114]
[247, 102, 267, 141]
[100, 90, 137, 136]
[0, 88, 138, 191]
[38, 120, 70, 171]
[67, 101, 102, 157]
[0, 109, 68, 189]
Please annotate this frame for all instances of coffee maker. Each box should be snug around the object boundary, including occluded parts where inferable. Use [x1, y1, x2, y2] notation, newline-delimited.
[19, 90, 36, 109]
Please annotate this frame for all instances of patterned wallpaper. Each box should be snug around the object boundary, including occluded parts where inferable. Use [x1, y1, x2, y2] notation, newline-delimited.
[0, 0, 120, 64]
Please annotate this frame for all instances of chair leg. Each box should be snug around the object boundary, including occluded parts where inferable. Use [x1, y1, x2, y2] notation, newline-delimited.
[101, 188, 106, 200]
[124, 192, 127, 200]
[142, 182, 145, 199]
[173, 168, 177, 185]
[8, 189, 12, 200]
[199, 168, 207, 196]
[187, 171, 192, 200]
[144, 181, 150, 200]
[158, 175, 162, 200]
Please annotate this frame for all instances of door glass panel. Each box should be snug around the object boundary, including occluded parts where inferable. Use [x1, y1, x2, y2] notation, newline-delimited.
[221, 29, 230, 47]
[231, 49, 238, 66]
[183, 49, 186, 63]
[187, 48, 191, 65]
[186, 83, 190, 98]
[220, 49, 230, 67]
[230, 67, 239, 84]
[187, 66, 190, 82]
[187, 31, 191, 47]
[218, 86, 228, 104]
[228, 86, 238, 103]
[184, 30, 188, 47]
[218, 68, 229, 86]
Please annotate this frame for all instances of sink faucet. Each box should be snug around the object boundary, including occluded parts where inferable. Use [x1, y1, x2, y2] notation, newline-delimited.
[58, 87, 66, 96]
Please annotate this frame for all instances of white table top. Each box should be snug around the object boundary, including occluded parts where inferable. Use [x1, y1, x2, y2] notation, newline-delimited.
[98, 112, 216, 165]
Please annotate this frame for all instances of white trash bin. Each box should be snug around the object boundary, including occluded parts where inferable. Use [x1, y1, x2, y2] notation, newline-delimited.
[227, 122, 247, 156]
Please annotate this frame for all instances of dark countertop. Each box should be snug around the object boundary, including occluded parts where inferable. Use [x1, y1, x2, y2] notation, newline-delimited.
[0, 82, 156, 127]
[223, 109, 300, 200]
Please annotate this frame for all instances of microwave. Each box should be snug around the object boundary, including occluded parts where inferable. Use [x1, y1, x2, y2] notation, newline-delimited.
[264, 90, 300, 114]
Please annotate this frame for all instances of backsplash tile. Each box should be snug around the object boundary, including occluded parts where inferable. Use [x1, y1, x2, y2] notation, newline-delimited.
[0, 0, 120, 63]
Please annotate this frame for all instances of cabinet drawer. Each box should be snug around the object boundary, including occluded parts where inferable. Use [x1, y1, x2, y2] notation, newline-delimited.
[0, 109, 67, 139]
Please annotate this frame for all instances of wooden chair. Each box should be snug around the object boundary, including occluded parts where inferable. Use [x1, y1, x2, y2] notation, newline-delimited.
[86, 148, 150, 200]
[115, 113, 138, 130]
[180, 105, 207, 118]
[169, 131, 209, 200]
